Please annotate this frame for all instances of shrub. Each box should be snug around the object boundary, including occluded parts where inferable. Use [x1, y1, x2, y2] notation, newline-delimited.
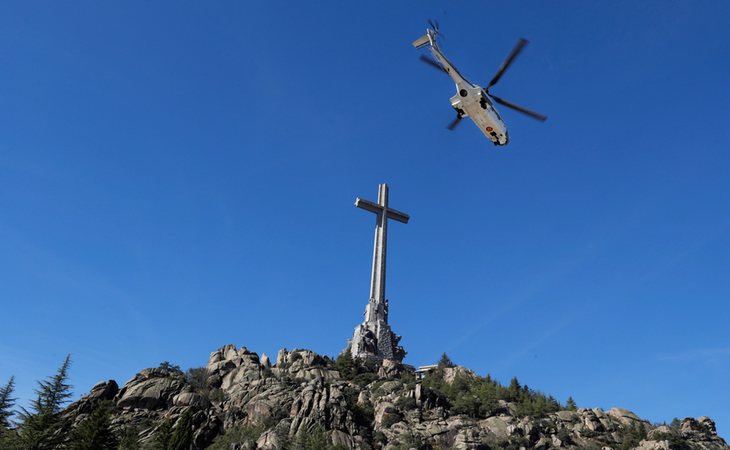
[334, 351, 358, 380]
[207, 423, 264, 450]
[158, 362, 183, 376]
[395, 395, 417, 411]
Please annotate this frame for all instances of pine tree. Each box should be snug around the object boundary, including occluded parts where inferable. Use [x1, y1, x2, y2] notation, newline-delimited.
[117, 425, 142, 450]
[17, 354, 73, 450]
[0, 378, 20, 450]
[334, 350, 358, 380]
[148, 418, 173, 450]
[437, 353, 455, 368]
[68, 401, 118, 450]
[168, 409, 193, 450]
[507, 376, 521, 401]
[566, 396, 577, 411]
[0, 376, 16, 431]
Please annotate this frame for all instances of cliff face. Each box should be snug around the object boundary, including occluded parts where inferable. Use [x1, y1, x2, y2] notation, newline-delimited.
[64, 344, 728, 450]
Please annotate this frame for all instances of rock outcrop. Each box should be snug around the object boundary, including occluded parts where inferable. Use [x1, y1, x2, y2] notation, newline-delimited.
[62, 344, 729, 450]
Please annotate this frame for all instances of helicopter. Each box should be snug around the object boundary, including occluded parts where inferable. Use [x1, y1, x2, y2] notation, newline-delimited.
[413, 20, 547, 146]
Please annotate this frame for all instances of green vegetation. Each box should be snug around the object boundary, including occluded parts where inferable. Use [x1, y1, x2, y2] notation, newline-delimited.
[146, 418, 172, 450]
[422, 369, 561, 419]
[566, 396, 577, 411]
[648, 428, 692, 450]
[185, 366, 227, 404]
[333, 350, 358, 380]
[168, 409, 193, 450]
[395, 395, 417, 411]
[289, 426, 348, 450]
[16, 354, 74, 450]
[437, 353, 455, 368]
[0, 376, 16, 432]
[118, 425, 142, 450]
[157, 362, 183, 376]
[389, 431, 426, 450]
[615, 421, 648, 450]
[207, 423, 264, 450]
[68, 401, 118, 450]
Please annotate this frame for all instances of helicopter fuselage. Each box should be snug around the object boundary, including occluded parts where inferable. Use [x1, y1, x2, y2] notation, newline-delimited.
[429, 44, 509, 145]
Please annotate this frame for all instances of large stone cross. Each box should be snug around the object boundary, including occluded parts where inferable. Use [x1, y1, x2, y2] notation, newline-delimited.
[355, 183, 410, 312]
[349, 183, 409, 361]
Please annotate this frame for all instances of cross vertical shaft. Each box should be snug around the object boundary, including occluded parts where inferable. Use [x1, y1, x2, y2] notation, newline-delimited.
[370, 184, 389, 307]
[355, 184, 410, 312]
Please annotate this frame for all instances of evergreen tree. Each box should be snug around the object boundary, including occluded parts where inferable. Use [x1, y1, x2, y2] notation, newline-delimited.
[0, 376, 16, 431]
[148, 418, 173, 450]
[68, 401, 118, 450]
[158, 362, 183, 376]
[168, 409, 193, 450]
[118, 425, 142, 450]
[334, 350, 358, 380]
[17, 354, 73, 450]
[566, 396, 577, 411]
[507, 377, 521, 401]
[437, 353, 455, 368]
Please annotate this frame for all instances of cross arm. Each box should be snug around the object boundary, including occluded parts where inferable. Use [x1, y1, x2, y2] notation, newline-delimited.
[355, 198, 410, 224]
[386, 208, 409, 224]
[355, 198, 383, 214]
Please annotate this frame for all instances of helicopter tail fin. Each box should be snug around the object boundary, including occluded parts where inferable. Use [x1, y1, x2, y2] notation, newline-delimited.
[412, 34, 431, 49]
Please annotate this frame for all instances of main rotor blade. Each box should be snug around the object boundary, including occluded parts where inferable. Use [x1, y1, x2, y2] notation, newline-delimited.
[447, 114, 464, 130]
[428, 19, 438, 30]
[420, 54, 447, 73]
[490, 94, 547, 122]
[487, 38, 529, 89]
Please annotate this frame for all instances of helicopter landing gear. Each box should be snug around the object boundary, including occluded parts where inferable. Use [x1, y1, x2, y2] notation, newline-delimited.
[453, 106, 466, 117]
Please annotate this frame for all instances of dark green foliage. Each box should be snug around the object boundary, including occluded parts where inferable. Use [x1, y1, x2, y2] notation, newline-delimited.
[615, 421, 647, 450]
[0, 376, 16, 431]
[372, 431, 387, 448]
[207, 388, 226, 403]
[68, 401, 118, 450]
[185, 367, 224, 404]
[389, 431, 427, 450]
[168, 409, 193, 450]
[207, 423, 264, 450]
[289, 426, 349, 450]
[334, 351, 358, 380]
[0, 430, 21, 450]
[422, 370, 560, 420]
[147, 419, 173, 450]
[437, 353, 455, 368]
[649, 428, 692, 450]
[158, 362, 183, 376]
[380, 411, 402, 429]
[341, 384, 374, 444]
[185, 367, 207, 392]
[352, 372, 378, 388]
[16, 354, 73, 450]
[395, 395, 417, 411]
[566, 396, 577, 411]
[291, 426, 326, 450]
[118, 425, 142, 450]
[669, 417, 682, 430]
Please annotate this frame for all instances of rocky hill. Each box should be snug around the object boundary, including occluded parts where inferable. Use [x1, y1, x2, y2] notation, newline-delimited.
[61, 344, 727, 450]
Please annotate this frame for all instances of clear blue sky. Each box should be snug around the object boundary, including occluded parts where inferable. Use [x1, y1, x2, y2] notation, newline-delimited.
[2, 0, 729, 438]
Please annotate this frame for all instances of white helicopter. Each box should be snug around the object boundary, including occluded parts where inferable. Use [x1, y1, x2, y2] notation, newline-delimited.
[413, 20, 547, 146]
